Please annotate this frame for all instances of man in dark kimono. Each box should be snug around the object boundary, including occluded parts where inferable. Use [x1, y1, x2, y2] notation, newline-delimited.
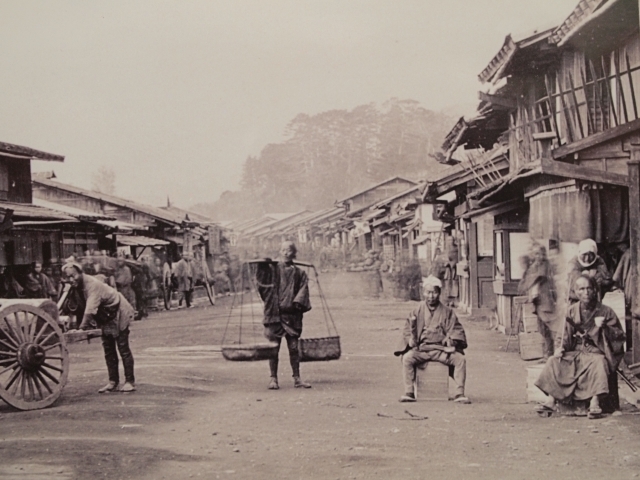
[256, 241, 312, 390]
[394, 275, 469, 403]
[63, 262, 136, 394]
[535, 275, 625, 418]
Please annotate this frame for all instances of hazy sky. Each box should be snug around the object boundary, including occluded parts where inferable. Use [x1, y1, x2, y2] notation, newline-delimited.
[0, 0, 578, 209]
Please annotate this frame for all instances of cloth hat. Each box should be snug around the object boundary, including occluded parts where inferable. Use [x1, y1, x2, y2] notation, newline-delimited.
[577, 239, 597, 267]
[61, 261, 83, 274]
[423, 275, 442, 290]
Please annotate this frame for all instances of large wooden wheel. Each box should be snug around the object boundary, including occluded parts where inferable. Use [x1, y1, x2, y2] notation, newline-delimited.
[0, 304, 69, 410]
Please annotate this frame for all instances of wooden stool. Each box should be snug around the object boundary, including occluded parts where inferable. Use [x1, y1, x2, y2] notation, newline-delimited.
[526, 364, 549, 404]
[414, 361, 450, 401]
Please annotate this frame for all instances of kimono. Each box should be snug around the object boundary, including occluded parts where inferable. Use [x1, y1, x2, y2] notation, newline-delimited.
[114, 264, 136, 307]
[395, 301, 467, 356]
[394, 301, 468, 397]
[535, 302, 625, 402]
[24, 272, 57, 300]
[172, 258, 193, 293]
[519, 258, 557, 357]
[518, 259, 556, 322]
[256, 261, 311, 338]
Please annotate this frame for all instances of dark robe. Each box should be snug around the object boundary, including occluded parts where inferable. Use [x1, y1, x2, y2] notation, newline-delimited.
[24, 272, 57, 300]
[115, 264, 136, 307]
[256, 261, 311, 337]
[518, 259, 556, 323]
[394, 301, 467, 356]
[535, 302, 625, 402]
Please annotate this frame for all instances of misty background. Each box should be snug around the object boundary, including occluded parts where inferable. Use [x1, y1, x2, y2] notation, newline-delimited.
[0, 0, 578, 218]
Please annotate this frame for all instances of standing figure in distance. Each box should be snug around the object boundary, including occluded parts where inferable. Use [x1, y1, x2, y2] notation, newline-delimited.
[394, 275, 469, 403]
[173, 253, 193, 308]
[114, 258, 136, 309]
[256, 241, 312, 390]
[63, 262, 136, 393]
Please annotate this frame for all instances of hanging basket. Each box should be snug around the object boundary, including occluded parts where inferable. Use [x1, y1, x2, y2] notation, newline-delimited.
[299, 336, 341, 362]
[221, 342, 279, 362]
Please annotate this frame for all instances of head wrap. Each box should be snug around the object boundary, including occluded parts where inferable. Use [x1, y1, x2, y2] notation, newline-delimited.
[61, 261, 83, 274]
[577, 239, 598, 267]
[423, 275, 442, 291]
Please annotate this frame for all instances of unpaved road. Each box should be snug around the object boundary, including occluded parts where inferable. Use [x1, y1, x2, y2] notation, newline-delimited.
[2, 272, 640, 480]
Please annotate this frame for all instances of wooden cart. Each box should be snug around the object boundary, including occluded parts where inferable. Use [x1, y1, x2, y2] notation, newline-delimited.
[0, 299, 100, 411]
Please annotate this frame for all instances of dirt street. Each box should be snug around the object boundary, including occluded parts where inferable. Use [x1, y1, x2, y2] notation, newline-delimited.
[1, 272, 640, 480]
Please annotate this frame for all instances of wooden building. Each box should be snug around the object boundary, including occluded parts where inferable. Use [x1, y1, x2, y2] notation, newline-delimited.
[425, 0, 640, 357]
[337, 176, 417, 254]
[0, 141, 117, 296]
[32, 176, 217, 261]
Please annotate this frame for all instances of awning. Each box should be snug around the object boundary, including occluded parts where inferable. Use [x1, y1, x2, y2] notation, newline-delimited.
[33, 198, 115, 222]
[113, 235, 170, 247]
[98, 220, 143, 233]
[0, 201, 77, 222]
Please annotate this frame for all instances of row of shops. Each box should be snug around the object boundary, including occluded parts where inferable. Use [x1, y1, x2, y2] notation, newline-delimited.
[227, 175, 450, 272]
[0, 143, 227, 298]
[229, 0, 640, 367]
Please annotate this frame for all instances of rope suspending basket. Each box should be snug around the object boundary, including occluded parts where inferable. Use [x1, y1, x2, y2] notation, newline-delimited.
[220, 260, 340, 362]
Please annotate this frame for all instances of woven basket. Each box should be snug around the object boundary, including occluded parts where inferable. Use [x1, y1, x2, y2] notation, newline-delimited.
[221, 342, 279, 361]
[299, 336, 341, 362]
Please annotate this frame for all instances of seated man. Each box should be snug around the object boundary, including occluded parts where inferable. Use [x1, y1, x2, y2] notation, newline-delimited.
[535, 274, 625, 418]
[394, 275, 469, 403]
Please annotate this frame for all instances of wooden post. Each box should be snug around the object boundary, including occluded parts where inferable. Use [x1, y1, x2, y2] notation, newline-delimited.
[469, 222, 480, 310]
[628, 149, 640, 364]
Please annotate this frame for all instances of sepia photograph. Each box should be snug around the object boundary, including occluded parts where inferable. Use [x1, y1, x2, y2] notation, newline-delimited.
[1, 0, 640, 478]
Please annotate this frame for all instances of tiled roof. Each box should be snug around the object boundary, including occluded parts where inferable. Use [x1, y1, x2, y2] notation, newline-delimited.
[549, 0, 610, 45]
[0, 201, 77, 221]
[0, 141, 64, 162]
[33, 177, 187, 226]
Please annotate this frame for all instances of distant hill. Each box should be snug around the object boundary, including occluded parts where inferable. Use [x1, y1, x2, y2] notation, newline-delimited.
[192, 98, 455, 221]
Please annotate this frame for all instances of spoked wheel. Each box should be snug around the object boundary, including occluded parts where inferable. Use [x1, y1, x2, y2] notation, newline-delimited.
[0, 304, 69, 410]
[203, 272, 215, 306]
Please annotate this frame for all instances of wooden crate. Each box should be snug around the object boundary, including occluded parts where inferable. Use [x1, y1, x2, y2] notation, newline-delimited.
[521, 303, 538, 333]
[526, 364, 549, 403]
[519, 332, 545, 361]
[414, 361, 449, 401]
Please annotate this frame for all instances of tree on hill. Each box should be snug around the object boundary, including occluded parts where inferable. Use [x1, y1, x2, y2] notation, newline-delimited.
[91, 166, 116, 195]
[193, 98, 454, 221]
